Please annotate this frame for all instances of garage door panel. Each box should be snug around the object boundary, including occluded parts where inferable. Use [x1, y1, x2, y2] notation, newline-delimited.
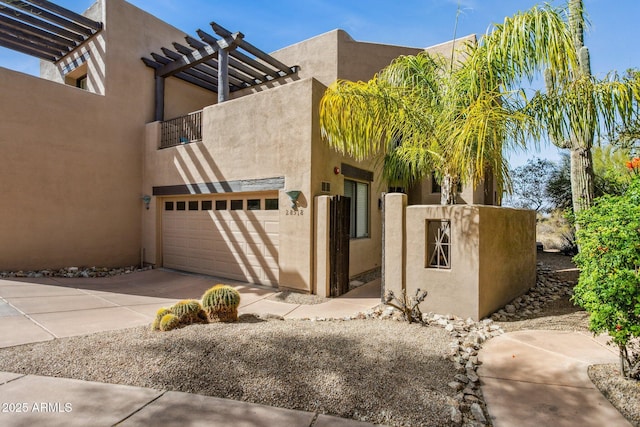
[264, 221, 279, 233]
[246, 241, 264, 253]
[246, 255, 278, 272]
[163, 196, 280, 286]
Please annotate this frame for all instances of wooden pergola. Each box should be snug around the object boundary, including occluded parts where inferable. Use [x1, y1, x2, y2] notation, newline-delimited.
[0, 0, 102, 62]
[142, 22, 298, 121]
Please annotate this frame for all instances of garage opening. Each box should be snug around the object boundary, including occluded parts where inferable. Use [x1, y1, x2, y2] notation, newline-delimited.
[162, 192, 279, 286]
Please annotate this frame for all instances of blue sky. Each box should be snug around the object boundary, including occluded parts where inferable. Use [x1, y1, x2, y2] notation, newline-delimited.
[1, 0, 638, 168]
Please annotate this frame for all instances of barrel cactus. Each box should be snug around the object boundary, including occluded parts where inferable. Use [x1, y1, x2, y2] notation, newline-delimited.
[202, 284, 241, 322]
[170, 299, 208, 325]
[159, 313, 180, 331]
[152, 307, 172, 331]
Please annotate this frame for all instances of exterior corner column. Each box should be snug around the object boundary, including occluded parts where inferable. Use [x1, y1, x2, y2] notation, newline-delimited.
[314, 195, 331, 297]
[383, 193, 407, 299]
[217, 49, 230, 103]
[154, 75, 165, 122]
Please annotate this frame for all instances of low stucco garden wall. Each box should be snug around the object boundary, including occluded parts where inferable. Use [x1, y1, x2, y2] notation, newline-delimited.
[383, 193, 536, 320]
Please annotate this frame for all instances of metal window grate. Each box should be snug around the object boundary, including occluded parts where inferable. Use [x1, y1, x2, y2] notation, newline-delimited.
[426, 220, 451, 269]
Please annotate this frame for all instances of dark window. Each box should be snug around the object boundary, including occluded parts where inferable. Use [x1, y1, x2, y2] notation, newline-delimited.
[215, 200, 227, 210]
[202, 200, 212, 210]
[176, 201, 186, 211]
[247, 199, 261, 210]
[344, 179, 369, 238]
[165, 201, 174, 211]
[265, 199, 279, 210]
[431, 173, 441, 194]
[76, 74, 88, 90]
[231, 200, 243, 210]
[432, 173, 462, 193]
[388, 187, 405, 193]
[188, 201, 198, 211]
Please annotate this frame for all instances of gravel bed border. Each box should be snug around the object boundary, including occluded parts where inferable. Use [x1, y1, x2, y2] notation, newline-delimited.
[0, 265, 152, 279]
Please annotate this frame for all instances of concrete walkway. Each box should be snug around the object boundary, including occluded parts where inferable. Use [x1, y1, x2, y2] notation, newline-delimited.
[0, 269, 380, 348]
[0, 372, 373, 426]
[0, 270, 380, 426]
[478, 330, 632, 427]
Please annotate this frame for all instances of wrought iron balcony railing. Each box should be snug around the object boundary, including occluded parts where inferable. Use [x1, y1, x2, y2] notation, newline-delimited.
[160, 110, 202, 149]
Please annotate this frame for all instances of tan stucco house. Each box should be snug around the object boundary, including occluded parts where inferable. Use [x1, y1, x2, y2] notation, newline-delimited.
[0, 0, 498, 296]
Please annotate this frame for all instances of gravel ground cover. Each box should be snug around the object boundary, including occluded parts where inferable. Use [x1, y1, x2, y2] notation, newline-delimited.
[589, 364, 640, 427]
[0, 320, 458, 426]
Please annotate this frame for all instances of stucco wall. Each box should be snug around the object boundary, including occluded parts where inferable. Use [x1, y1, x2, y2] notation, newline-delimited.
[0, 68, 134, 270]
[0, 0, 214, 270]
[407, 174, 496, 206]
[478, 206, 537, 317]
[383, 193, 535, 320]
[404, 204, 482, 319]
[250, 29, 423, 92]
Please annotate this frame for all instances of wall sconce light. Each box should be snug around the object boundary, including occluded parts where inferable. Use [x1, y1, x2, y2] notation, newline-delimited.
[285, 190, 301, 209]
[142, 195, 151, 210]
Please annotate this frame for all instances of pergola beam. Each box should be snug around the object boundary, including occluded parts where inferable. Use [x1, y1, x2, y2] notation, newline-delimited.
[0, 5, 84, 42]
[154, 41, 219, 78]
[0, 14, 75, 47]
[4, 1, 94, 36]
[27, 0, 102, 31]
[174, 71, 218, 92]
[0, 22, 70, 54]
[174, 43, 257, 87]
[197, 29, 280, 80]
[0, 32, 55, 60]
[150, 52, 220, 92]
[142, 20, 299, 110]
[0, 0, 102, 62]
[210, 22, 294, 74]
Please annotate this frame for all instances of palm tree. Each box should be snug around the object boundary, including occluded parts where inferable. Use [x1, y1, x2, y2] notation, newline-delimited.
[319, 5, 575, 205]
[481, 0, 640, 214]
[320, 46, 527, 204]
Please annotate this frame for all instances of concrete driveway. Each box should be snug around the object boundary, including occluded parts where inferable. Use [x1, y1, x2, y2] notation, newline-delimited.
[0, 269, 381, 348]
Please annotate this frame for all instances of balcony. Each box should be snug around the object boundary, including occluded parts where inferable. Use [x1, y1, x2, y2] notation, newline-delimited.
[160, 111, 202, 149]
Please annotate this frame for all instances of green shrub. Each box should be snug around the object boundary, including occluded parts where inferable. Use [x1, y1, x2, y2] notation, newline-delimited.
[170, 299, 207, 325]
[202, 284, 241, 322]
[152, 307, 172, 331]
[159, 313, 181, 331]
[573, 174, 640, 379]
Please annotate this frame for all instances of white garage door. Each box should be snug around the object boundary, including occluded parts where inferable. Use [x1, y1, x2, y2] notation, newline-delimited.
[162, 194, 279, 286]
